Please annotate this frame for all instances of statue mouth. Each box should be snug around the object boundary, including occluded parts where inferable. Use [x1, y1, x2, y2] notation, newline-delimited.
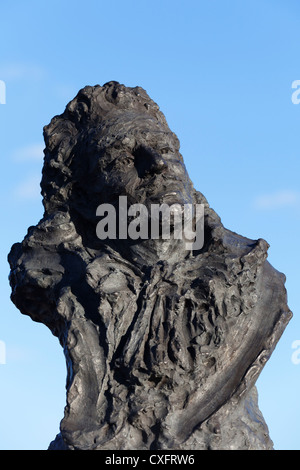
[151, 190, 192, 206]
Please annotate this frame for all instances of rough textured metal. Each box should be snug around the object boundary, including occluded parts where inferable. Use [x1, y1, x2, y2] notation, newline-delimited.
[8, 82, 292, 450]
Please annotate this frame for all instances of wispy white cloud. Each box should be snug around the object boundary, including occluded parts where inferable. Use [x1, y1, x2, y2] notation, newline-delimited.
[0, 62, 46, 81]
[13, 175, 41, 201]
[253, 190, 300, 210]
[11, 143, 44, 162]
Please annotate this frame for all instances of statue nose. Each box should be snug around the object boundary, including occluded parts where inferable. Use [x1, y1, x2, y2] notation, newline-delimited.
[149, 152, 168, 174]
[133, 145, 168, 177]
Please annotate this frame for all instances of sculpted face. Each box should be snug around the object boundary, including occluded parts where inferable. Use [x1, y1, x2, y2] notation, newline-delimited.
[81, 117, 197, 263]
[89, 118, 194, 209]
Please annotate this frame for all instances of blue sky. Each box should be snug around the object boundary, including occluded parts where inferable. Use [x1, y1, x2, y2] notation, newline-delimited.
[0, 0, 299, 450]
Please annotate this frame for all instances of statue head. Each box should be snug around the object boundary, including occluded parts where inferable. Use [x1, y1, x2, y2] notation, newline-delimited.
[42, 81, 202, 265]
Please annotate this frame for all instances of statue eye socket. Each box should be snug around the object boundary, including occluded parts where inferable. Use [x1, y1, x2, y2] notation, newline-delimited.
[115, 153, 135, 167]
[160, 147, 173, 155]
[124, 155, 135, 166]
